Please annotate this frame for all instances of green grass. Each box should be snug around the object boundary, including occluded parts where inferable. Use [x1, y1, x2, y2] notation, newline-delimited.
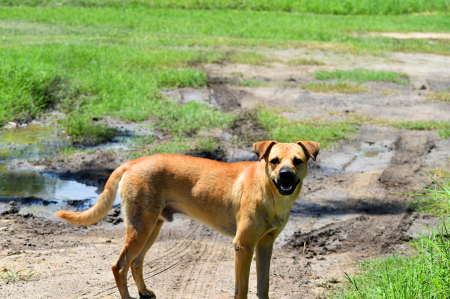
[336, 180, 450, 298]
[154, 99, 235, 136]
[301, 83, 369, 93]
[197, 138, 218, 152]
[257, 111, 357, 148]
[3, 0, 450, 15]
[392, 121, 450, 139]
[0, 44, 236, 144]
[61, 115, 120, 145]
[314, 69, 409, 85]
[408, 171, 450, 212]
[328, 113, 450, 140]
[126, 136, 221, 160]
[1, 7, 450, 57]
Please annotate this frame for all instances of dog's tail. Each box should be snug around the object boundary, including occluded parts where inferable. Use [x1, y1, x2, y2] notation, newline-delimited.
[54, 165, 126, 226]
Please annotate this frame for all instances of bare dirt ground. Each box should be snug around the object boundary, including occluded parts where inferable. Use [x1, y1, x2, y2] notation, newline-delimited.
[1, 49, 450, 298]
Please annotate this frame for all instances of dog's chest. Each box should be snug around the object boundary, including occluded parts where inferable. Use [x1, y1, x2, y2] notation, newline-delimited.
[267, 214, 288, 231]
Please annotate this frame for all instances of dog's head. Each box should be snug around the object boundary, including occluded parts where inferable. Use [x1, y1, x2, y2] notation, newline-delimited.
[253, 141, 320, 196]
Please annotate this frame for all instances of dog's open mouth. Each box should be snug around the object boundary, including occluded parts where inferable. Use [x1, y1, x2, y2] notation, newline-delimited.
[272, 179, 300, 196]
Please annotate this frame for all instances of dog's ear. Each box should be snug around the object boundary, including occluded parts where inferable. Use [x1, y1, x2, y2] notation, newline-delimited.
[253, 141, 278, 162]
[296, 141, 320, 161]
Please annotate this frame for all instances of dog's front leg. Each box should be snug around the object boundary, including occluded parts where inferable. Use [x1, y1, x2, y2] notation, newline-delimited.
[255, 234, 276, 299]
[233, 237, 255, 299]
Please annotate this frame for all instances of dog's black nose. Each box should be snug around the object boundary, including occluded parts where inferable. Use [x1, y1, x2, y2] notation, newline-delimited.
[278, 167, 297, 183]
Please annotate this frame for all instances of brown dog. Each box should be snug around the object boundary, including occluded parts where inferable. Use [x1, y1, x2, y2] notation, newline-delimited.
[55, 140, 319, 299]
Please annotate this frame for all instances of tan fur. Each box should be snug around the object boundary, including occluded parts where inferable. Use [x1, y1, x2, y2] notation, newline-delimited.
[55, 165, 126, 226]
[55, 141, 319, 299]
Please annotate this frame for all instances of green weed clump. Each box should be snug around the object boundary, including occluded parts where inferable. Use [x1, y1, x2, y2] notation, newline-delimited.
[257, 111, 357, 148]
[336, 180, 450, 298]
[314, 69, 409, 85]
[1, 260, 36, 282]
[4, 0, 450, 15]
[0, 59, 60, 125]
[60, 115, 120, 145]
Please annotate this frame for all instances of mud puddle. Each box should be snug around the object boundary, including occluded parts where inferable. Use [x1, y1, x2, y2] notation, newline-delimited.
[0, 124, 68, 160]
[0, 163, 102, 217]
[0, 125, 125, 217]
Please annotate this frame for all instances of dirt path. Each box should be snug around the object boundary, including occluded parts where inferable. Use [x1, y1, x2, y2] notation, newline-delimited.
[1, 49, 450, 298]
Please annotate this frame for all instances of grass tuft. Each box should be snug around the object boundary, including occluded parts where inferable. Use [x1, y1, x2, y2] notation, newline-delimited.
[61, 115, 120, 145]
[1, 260, 36, 282]
[314, 69, 409, 85]
[392, 121, 450, 139]
[427, 92, 450, 102]
[328, 112, 450, 139]
[286, 58, 325, 66]
[301, 83, 369, 93]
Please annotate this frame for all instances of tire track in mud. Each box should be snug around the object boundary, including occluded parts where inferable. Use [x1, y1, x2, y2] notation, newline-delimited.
[77, 221, 204, 298]
[176, 232, 210, 298]
[190, 231, 230, 298]
[175, 227, 231, 299]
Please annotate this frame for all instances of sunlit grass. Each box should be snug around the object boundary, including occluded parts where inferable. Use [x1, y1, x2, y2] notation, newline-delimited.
[314, 69, 409, 85]
[3, 0, 450, 15]
[257, 110, 357, 148]
[328, 112, 450, 139]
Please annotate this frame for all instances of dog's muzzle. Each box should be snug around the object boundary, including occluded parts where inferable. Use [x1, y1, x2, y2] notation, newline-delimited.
[272, 167, 301, 196]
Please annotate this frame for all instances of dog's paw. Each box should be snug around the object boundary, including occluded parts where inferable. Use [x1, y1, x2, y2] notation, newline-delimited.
[139, 289, 156, 299]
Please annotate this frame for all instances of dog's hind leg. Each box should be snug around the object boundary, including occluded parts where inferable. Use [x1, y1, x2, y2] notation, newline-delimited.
[131, 219, 164, 298]
[112, 216, 159, 299]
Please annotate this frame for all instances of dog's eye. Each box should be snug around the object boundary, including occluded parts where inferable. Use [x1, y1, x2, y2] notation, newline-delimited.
[293, 157, 302, 166]
[270, 158, 279, 165]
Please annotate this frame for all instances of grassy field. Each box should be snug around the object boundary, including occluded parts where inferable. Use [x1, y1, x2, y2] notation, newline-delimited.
[2, 0, 450, 15]
[1, 7, 450, 56]
[1, 2, 450, 148]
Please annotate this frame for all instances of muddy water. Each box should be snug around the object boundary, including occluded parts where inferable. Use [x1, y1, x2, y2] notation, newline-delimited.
[0, 125, 102, 217]
[0, 124, 69, 160]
